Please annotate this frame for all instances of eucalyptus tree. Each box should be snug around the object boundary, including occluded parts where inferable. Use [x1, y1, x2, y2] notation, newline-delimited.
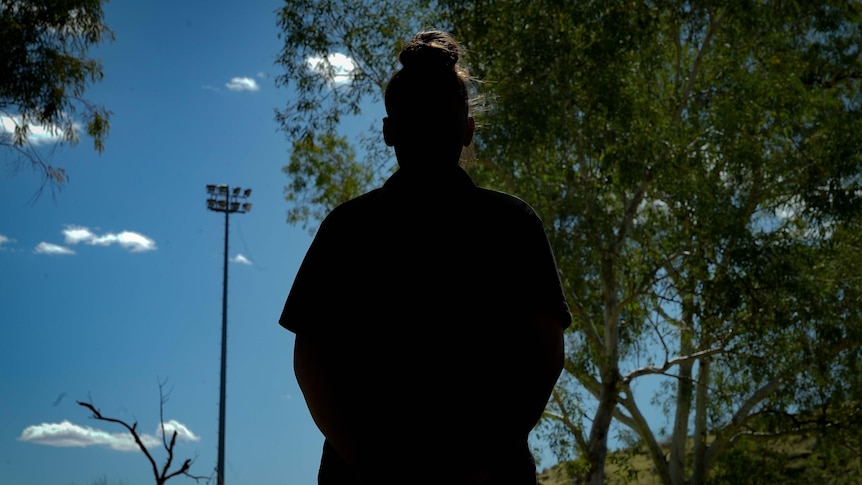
[1, 0, 113, 192]
[275, 1, 862, 483]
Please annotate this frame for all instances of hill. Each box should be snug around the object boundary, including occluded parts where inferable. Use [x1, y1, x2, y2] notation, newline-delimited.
[537, 433, 861, 485]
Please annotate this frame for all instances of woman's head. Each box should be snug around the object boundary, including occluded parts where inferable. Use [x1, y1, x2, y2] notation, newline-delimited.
[383, 30, 475, 167]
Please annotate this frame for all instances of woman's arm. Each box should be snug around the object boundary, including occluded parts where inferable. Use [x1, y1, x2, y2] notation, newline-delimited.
[517, 312, 566, 434]
[293, 332, 359, 466]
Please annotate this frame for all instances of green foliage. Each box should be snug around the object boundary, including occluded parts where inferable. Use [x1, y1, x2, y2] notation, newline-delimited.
[0, 0, 113, 189]
[283, 132, 374, 232]
[710, 431, 862, 485]
[274, 0, 445, 224]
[275, 1, 862, 483]
[541, 431, 861, 485]
[275, 0, 440, 139]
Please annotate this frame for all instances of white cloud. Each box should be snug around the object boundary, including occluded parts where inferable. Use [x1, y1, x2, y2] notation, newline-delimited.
[62, 226, 95, 245]
[0, 114, 78, 145]
[61, 225, 157, 252]
[306, 53, 357, 87]
[225, 77, 260, 92]
[115, 231, 157, 252]
[18, 420, 198, 452]
[34, 242, 75, 255]
[158, 420, 200, 441]
[230, 253, 252, 265]
[0, 234, 12, 248]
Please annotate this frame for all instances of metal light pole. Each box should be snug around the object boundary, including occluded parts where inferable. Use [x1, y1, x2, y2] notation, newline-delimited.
[205, 184, 252, 485]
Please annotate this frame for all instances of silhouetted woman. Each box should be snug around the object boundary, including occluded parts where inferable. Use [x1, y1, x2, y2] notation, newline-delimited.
[280, 30, 571, 485]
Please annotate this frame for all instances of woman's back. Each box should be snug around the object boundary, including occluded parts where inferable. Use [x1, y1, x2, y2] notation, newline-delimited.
[280, 30, 570, 484]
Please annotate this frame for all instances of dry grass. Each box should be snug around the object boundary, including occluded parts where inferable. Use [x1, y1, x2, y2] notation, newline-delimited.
[536, 435, 861, 485]
[537, 446, 663, 485]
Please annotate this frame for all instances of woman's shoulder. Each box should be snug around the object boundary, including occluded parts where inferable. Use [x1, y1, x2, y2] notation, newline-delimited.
[474, 186, 542, 220]
[323, 187, 387, 220]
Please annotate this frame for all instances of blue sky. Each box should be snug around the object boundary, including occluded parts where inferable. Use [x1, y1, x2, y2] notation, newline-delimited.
[0, 1, 366, 483]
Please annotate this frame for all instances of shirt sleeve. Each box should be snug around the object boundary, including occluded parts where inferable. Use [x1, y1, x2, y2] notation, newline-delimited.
[278, 214, 344, 334]
[521, 208, 572, 329]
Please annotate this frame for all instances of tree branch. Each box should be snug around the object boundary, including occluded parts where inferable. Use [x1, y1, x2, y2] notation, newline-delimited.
[704, 336, 861, 471]
[622, 346, 725, 384]
[77, 383, 210, 485]
[77, 401, 161, 481]
[618, 388, 673, 485]
[548, 388, 589, 453]
[672, 7, 726, 126]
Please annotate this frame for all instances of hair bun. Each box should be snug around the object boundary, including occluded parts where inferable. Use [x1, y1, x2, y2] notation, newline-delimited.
[399, 31, 460, 71]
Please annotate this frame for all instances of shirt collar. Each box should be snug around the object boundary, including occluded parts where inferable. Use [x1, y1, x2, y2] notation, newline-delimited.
[383, 164, 477, 194]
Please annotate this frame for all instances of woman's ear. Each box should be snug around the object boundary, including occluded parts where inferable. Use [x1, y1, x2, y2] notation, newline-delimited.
[463, 117, 475, 147]
[383, 117, 395, 146]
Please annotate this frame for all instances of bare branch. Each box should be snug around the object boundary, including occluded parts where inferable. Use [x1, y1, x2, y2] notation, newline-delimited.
[613, 163, 654, 257]
[549, 389, 589, 453]
[618, 388, 673, 485]
[157, 378, 175, 480]
[623, 346, 725, 384]
[77, 400, 161, 481]
[565, 357, 602, 401]
[159, 379, 171, 450]
[77, 384, 209, 485]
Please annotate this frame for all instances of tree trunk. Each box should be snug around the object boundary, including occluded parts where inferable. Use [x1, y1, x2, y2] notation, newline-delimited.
[586, 251, 622, 485]
[670, 315, 695, 485]
[586, 373, 620, 485]
[689, 357, 711, 485]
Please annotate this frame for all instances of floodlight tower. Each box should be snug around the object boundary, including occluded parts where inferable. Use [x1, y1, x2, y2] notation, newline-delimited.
[205, 184, 252, 485]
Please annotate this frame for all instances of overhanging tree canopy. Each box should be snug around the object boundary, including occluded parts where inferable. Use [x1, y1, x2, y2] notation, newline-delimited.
[1, 0, 113, 191]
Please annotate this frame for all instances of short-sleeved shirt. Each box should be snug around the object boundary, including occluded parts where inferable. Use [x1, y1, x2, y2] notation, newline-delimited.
[279, 165, 570, 476]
